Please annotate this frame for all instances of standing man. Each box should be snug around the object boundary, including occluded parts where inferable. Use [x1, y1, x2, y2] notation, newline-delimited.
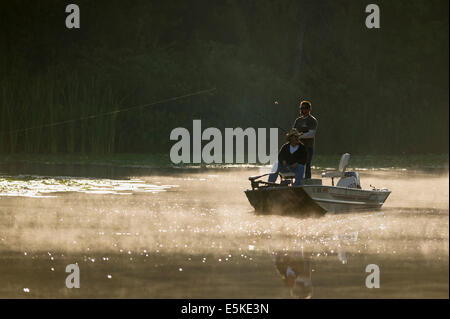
[293, 100, 318, 179]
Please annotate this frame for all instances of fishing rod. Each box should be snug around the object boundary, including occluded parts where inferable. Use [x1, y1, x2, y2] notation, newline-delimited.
[0, 87, 216, 137]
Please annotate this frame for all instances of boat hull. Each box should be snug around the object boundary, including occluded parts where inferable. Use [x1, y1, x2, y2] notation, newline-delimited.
[244, 186, 327, 216]
[301, 185, 391, 213]
[245, 185, 390, 215]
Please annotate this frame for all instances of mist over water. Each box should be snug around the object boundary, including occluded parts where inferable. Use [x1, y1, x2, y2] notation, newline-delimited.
[0, 164, 448, 298]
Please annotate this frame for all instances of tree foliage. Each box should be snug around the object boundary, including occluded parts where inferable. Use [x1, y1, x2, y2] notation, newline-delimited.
[0, 0, 448, 155]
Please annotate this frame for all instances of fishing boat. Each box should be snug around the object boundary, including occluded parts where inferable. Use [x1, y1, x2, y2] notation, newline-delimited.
[245, 153, 391, 216]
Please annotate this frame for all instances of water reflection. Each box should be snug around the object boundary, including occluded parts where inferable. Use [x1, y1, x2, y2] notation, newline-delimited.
[0, 164, 447, 298]
[273, 231, 360, 298]
[274, 251, 313, 299]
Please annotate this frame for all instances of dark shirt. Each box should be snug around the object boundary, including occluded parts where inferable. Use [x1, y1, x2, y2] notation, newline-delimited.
[293, 115, 318, 148]
[278, 143, 307, 166]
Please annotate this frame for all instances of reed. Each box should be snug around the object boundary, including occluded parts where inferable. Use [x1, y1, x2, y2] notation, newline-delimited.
[0, 0, 448, 156]
[0, 71, 123, 154]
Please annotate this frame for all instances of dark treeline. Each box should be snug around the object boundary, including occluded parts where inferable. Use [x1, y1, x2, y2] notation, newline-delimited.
[0, 0, 448, 156]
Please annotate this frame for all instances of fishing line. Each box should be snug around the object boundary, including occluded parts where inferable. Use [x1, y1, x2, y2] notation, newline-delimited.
[253, 106, 288, 134]
[0, 87, 216, 136]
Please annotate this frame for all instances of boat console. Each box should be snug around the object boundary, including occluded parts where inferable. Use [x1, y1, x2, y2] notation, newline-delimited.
[336, 171, 361, 189]
[321, 153, 360, 187]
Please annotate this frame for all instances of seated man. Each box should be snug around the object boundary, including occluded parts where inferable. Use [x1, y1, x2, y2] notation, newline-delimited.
[268, 129, 307, 186]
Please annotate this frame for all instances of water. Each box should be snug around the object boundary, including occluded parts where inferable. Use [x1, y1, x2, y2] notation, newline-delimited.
[0, 163, 448, 298]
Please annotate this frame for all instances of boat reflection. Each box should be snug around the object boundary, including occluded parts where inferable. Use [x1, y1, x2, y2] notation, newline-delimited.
[274, 251, 313, 299]
[273, 231, 358, 298]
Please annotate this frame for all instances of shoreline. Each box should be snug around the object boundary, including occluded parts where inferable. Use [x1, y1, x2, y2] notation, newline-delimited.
[0, 153, 448, 171]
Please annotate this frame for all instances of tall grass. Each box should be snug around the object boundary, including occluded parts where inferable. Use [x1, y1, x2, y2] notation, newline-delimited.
[0, 59, 448, 156]
[0, 74, 120, 154]
[0, 0, 448, 157]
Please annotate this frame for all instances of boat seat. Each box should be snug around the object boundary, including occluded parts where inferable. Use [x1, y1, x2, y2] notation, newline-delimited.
[321, 153, 351, 186]
[322, 153, 351, 178]
[279, 172, 296, 179]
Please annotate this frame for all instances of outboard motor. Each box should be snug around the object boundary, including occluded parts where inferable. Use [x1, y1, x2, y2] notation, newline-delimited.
[337, 171, 361, 189]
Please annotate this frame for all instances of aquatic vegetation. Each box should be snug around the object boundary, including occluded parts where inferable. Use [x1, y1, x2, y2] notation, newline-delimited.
[0, 175, 175, 197]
